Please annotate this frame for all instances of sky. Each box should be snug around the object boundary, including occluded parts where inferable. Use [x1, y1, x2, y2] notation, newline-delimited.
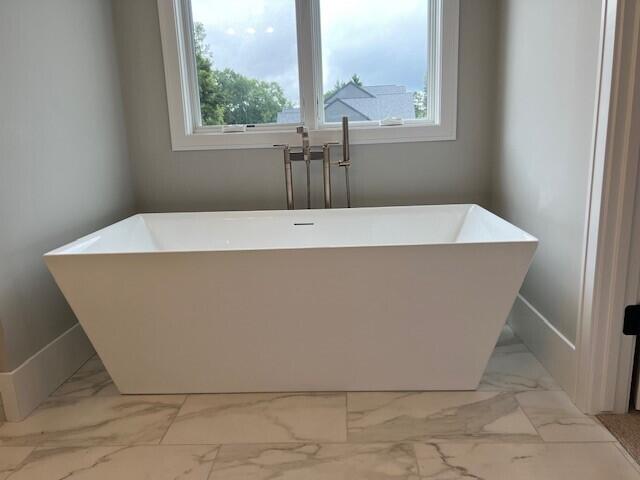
[190, 0, 429, 105]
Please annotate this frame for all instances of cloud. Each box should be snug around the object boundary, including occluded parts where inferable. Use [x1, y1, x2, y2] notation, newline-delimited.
[320, 0, 428, 91]
[191, 0, 429, 102]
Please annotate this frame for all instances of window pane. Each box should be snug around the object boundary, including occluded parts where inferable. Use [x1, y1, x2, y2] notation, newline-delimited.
[319, 0, 430, 123]
[190, 0, 300, 126]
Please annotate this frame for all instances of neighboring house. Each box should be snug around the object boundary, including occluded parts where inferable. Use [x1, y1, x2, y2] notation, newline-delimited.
[277, 82, 416, 124]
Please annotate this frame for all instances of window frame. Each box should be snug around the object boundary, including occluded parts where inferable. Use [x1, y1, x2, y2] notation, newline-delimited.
[157, 0, 459, 150]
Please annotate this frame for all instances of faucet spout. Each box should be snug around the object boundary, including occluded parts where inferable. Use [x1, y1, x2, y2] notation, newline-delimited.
[297, 126, 310, 159]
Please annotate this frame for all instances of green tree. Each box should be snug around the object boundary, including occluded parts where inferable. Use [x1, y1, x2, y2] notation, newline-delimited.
[193, 22, 292, 125]
[215, 69, 292, 125]
[414, 75, 429, 118]
[324, 74, 363, 100]
[350, 74, 363, 87]
[414, 91, 427, 118]
[194, 23, 224, 125]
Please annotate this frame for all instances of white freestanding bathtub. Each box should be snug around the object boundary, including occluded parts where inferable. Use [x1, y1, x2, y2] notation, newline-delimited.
[45, 205, 537, 393]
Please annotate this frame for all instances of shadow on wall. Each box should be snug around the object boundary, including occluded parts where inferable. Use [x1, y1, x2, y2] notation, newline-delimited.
[0, 321, 5, 373]
[0, 0, 136, 376]
[135, 143, 492, 213]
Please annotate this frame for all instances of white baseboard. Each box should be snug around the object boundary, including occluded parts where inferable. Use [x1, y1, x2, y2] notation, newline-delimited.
[508, 294, 577, 397]
[0, 323, 95, 421]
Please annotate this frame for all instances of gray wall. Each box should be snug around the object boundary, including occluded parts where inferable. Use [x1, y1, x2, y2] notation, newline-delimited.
[492, 0, 603, 342]
[0, 0, 136, 371]
[111, 0, 498, 213]
[0, 0, 605, 372]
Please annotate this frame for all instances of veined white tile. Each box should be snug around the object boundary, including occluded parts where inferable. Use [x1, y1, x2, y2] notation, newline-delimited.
[516, 391, 615, 442]
[347, 392, 539, 443]
[414, 442, 640, 479]
[52, 356, 119, 398]
[479, 349, 560, 391]
[162, 393, 346, 445]
[0, 447, 33, 480]
[209, 443, 419, 480]
[0, 395, 184, 447]
[7, 445, 218, 480]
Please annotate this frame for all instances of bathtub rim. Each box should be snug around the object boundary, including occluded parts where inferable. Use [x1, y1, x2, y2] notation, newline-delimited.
[43, 204, 539, 257]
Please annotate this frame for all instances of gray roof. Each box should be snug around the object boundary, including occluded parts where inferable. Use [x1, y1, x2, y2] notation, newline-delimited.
[325, 100, 369, 122]
[277, 82, 416, 124]
[363, 85, 407, 95]
[325, 83, 374, 103]
[337, 92, 415, 121]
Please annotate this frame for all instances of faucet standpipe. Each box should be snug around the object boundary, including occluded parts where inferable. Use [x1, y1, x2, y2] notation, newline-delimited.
[275, 117, 352, 210]
[341, 117, 352, 208]
[296, 126, 312, 209]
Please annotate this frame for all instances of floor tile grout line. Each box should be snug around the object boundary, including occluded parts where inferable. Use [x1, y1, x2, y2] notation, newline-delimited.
[3, 444, 222, 480]
[7, 442, 637, 479]
[514, 403, 545, 442]
[408, 441, 640, 480]
[203, 444, 221, 480]
[6, 440, 632, 448]
[50, 354, 99, 397]
[540, 438, 618, 443]
[514, 390, 617, 444]
[344, 392, 349, 443]
[2, 390, 584, 450]
[158, 394, 189, 445]
[207, 441, 426, 480]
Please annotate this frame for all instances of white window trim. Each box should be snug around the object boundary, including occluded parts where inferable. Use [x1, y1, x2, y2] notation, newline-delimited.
[157, 0, 459, 151]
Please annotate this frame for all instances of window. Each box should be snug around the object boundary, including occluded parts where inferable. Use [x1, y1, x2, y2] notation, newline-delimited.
[190, 0, 301, 126]
[158, 0, 459, 150]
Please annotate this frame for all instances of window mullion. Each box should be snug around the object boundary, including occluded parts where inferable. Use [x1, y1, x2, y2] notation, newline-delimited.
[295, 0, 323, 131]
[177, 0, 203, 131]
[427, 0, 442, 124]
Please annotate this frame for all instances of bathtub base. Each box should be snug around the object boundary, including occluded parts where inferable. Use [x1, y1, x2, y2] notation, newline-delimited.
[46, 241, 535, 393]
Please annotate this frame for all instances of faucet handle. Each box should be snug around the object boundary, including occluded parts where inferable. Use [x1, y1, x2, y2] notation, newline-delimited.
[296, 125, 308, 135]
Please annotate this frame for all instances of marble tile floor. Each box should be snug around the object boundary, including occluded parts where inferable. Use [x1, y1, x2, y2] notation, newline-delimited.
[0, 325, 635, 479]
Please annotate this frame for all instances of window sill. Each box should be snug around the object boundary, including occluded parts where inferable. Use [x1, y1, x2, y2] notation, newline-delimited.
[169, 122, 457, 151]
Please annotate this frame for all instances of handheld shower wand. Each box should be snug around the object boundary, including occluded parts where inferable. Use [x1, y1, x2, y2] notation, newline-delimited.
[340, 117, 352, 208]
[297, 126, 312, 209]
